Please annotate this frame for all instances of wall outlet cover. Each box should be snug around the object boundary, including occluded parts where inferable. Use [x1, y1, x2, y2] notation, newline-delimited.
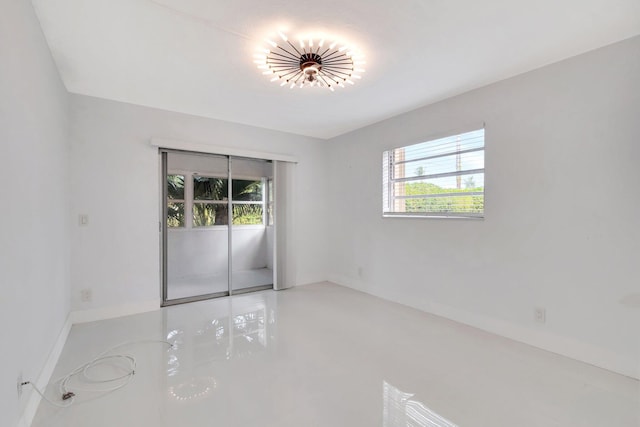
[534, 307, 546, 324]
[80, 288, 93, 302]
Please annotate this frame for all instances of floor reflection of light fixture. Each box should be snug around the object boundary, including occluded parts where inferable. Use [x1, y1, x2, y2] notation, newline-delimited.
[254, 31, 365, 91]
[169, 377, 217, 402]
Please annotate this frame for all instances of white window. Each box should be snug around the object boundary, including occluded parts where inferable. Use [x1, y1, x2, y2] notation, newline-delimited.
[382, 128, 485, 218]
[167, 174, 185, 227]
[192, 175, 229, 226]
[228, 178, 266, 226]
[166, 173, 267, 228]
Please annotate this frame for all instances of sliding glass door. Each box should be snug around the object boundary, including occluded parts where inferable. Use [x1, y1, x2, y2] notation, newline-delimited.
[163, 151, 230, 302]
[162, 151, 274, 305]
[230, 158, 274, 294]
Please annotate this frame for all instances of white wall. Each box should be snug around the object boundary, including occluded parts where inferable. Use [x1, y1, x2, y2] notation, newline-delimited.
[326, 36, 640, 378]
[168, 227, 268, 280]
[69, 94, 328, 312]
[0, 1, 70, 426]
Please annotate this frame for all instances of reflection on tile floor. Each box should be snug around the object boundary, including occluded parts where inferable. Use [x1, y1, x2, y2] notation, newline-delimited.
[32, 283, 640, 427]
[167, 267, 273, 300]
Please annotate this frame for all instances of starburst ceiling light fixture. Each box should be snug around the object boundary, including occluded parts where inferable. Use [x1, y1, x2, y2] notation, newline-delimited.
[254, 31, 366, 91]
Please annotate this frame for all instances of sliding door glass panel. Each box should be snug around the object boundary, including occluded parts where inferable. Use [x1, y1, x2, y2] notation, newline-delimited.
[165, 151, 229, 302]
[230, 158, 274, 293]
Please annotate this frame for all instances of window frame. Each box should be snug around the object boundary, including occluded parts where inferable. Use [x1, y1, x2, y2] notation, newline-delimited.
[382, 127, 485, 220]
[192, 173, 229, 227]
[229, 176, 267, 226]
[166, 173, 186, 228]
[167, 170, 268, 230]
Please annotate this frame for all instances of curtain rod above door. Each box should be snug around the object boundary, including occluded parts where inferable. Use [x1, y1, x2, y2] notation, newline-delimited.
[150, 137, 298, 163]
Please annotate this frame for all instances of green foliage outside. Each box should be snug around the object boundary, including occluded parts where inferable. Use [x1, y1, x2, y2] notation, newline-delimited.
[232, 180, 262, 201]
[167, 175, 186, 227]
[404, 181, 484, 213]
[232, 205, 263, 225]
[167, 174, 185, 199]
[167, 202, 185, 227]
[193, 176, 227, 201]
[167, 175, 264, 227]
[192, 203, 228, 226]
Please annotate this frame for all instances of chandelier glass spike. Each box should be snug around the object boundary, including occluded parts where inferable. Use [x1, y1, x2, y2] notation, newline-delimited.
[254, 31, 365, 91]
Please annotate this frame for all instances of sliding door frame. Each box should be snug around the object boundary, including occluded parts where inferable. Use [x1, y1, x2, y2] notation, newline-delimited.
[160, 149, 274, 307]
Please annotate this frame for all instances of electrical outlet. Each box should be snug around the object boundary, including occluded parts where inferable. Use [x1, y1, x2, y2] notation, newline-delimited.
[534, 307, 546, 324]
[17, 372, 23, 398]
[79, 214, 89, 226]
[80, 288, 92, 302]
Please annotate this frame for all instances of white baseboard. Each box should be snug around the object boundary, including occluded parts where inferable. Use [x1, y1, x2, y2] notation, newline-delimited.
[71, 299, 161, 324]
[328, 277, 640, 380]
[17, 314, 72, 427]
[422, 296, 639, 380]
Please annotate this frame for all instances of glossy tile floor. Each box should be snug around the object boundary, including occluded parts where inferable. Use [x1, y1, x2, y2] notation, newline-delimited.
[32, 283, 639, 427]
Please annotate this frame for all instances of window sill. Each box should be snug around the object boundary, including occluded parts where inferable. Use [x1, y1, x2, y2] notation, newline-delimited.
[167, 224, 268, 231]
[382, 213, 484, 220]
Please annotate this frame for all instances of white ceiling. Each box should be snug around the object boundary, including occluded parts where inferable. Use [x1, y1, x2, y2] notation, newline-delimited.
[32, 0, 640, 139]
